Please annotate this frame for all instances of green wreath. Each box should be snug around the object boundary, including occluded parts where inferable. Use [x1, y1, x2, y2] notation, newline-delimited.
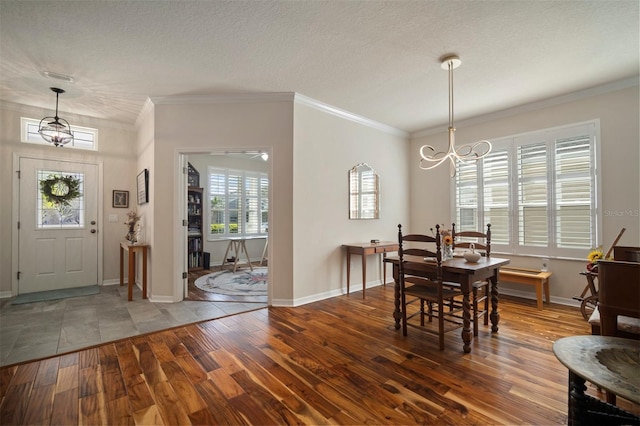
[40, 174, 81, 207]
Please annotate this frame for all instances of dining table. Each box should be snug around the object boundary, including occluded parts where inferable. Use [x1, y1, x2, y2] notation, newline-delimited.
[385, 254, 511, 353]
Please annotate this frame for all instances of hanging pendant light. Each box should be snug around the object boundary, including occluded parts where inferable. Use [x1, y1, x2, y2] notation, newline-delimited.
[419, 55, 492, 177]
[38, 87, 74, 147]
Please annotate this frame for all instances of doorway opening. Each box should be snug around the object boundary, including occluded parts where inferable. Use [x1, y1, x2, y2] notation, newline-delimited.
[180, 150, 270, 306]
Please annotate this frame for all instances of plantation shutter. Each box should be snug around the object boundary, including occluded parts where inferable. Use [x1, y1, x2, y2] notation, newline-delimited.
[517, 143, 548, 247]
[209, 170, 226, 235]
[455, 160, 478, 231]
[260, 176, 269, 233]
[554, 134, 594, 249]
[245, 175, 259, 234]
[482, 149, 510, 244]
[228, 172, 242, 234]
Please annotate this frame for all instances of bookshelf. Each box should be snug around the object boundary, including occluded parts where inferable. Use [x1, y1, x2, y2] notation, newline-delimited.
[187, 186, 204, 271]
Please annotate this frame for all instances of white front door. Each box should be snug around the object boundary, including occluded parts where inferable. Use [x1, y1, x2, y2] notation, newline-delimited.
[18, 158, 99, 294]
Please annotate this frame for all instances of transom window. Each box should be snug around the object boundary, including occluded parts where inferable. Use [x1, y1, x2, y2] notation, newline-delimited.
[208, 167, 268, 239]
[454, 121, 599, 259]
[21, 117, 98, 151]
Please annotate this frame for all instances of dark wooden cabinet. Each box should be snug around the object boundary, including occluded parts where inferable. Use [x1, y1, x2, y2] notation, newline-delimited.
[188, 187, 204, 271]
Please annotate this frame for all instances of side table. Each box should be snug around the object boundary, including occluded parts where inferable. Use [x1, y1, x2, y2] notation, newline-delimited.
[342, 242, 399, 299]
[553, 335, 639, 425]
[120, 242, 149, 301]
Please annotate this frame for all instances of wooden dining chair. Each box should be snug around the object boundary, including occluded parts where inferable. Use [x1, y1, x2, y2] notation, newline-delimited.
[398, 224, 463, 350]
[450, 223, 491, 336]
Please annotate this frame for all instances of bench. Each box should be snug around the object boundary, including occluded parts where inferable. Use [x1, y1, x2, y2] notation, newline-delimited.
[499, 267, 552, 310]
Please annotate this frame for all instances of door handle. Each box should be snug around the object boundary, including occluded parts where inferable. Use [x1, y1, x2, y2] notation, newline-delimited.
[90, 229, 97, 234]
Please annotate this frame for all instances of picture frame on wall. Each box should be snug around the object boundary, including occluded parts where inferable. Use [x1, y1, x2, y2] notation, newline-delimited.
[112, 190, 129, 208]
[137, 169, 149, 205]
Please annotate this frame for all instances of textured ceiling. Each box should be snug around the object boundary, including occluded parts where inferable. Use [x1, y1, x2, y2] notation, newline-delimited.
[0, 0, 638, 133]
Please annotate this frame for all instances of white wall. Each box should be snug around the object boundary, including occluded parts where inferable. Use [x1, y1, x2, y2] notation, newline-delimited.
[292, 101, 410, 304]
[0, 102, 137, 295]
[410, 83, 640, 304]
[145, 95, 409, 306]
[147, 96, 294, 302]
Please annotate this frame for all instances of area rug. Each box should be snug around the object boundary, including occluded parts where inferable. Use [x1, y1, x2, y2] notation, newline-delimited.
[194, 267, 267, 296]
[12, 285, 100, 305]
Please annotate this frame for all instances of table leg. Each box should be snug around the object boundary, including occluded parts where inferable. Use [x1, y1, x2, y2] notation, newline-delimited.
[382, 252, 387, 286]
[568, 371, 588, 426]
[461, 277, 472, 353]
[128, 251, 135, 302]
[346, 251, 351, 295]
[241, 240, 253, 271]
[142, 247, 147, 299]
[362, 252, 367, 299]
[261, 238, 268, 266]
[120, 245, 124, 286]
[490, 272, 500, 333]
[544, 279, 550, 306]
[232, 241, 240, 273]
[221, 240, 232, 270]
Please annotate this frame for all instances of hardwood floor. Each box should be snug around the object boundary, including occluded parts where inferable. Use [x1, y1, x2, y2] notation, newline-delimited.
[1, 283, 637, 425]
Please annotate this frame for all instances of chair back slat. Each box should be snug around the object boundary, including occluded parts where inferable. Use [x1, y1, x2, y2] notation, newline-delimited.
[452, 223, 491, 257]
[402, 248, 437, 258]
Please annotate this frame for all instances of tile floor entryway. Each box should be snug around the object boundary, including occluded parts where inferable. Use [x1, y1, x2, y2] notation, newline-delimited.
[0, 284, 267, 367]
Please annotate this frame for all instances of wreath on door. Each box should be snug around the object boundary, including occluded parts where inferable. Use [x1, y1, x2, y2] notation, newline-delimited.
[40, 174, 81, 207]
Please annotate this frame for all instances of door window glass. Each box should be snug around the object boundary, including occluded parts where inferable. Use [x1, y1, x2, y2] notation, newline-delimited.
[37, 170, 85, 228]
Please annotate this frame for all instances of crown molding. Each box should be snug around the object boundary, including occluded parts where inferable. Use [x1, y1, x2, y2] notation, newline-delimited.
[411, 77, 639, 139]
[294, 93, 408, 138]
[149, 92, 295, 105]
[145, 91, 407, 138]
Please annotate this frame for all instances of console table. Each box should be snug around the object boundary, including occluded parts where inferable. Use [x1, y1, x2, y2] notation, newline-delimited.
[120, 242, 148, 301]
[553, 335, 640, 425]
[342, 241, 399, 298]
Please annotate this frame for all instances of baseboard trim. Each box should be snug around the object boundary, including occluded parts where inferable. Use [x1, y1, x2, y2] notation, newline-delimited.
[500, 288, 580, 308]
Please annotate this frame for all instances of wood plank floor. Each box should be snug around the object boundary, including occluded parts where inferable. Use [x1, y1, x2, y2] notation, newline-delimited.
[1, 283, 637, 425]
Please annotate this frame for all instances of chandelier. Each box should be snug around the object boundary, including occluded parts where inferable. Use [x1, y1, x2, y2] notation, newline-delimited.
[419, 55, 492, 176]
[38, 87, 74, 147]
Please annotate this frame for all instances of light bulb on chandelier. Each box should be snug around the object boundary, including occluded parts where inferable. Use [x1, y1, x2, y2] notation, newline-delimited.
[419, 55, 492, 177]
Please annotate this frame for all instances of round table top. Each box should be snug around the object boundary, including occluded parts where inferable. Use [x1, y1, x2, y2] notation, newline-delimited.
[553, 335, 640, 404]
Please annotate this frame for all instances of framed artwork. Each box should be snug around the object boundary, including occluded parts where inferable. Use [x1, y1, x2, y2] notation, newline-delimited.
[137, 169, 149, 205]
[112, 190, 129, 208]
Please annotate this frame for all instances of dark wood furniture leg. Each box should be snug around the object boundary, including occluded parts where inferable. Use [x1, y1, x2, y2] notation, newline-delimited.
[490, 272, 500, 333]
[461, 276, 472, 353]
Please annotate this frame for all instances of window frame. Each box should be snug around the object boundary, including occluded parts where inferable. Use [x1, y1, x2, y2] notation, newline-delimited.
[453, 120, 601, 259]
[207, 166, 269, 240]
[21, 117, 99, 151]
